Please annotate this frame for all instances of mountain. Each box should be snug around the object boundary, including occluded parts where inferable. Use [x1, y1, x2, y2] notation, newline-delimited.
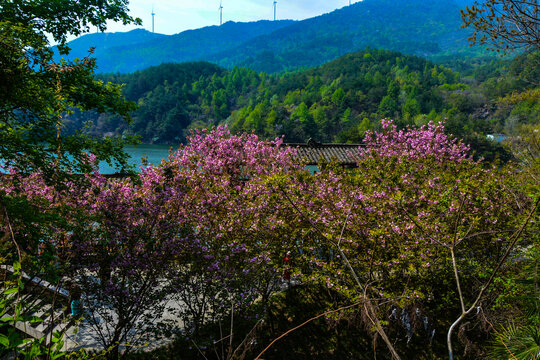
[54, 29, 167, 60]
[59, 20, 295, 73]
[67, 49, 537, 162]
[59, 0, 482, 74]
[213, 0, 479, 73]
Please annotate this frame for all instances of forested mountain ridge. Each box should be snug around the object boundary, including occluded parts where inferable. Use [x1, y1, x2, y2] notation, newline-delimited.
[67, 49, 538, 163]
[67, 50, 455, 143]
[54, 28, 167, 60]
[58, 20, 295, 73]
[211, 0, 480, 73]
[60, 0, 481, 74]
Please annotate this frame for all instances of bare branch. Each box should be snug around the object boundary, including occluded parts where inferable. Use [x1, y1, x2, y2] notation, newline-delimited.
[254, 301, 362, 360]
[447, 196, 539, 360]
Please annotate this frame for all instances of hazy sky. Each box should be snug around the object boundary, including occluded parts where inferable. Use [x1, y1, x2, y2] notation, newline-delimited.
[103, 1, 357, 35]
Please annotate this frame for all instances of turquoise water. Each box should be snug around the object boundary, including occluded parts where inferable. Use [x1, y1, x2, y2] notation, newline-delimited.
[3, 145, 318, 174]
[99, 145, 320, 174]
[0, 145, 176, 174]
[99, 144, 178, 174]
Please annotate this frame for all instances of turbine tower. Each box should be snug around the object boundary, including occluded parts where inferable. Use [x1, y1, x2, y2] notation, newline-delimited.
[219, 1, 223, 26]
[151, 6, 155, 33]
[273, 0, 277, 21]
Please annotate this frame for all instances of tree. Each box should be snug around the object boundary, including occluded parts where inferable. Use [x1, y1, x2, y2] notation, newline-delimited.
[1, 126, 303, 358]
[1, 2, 140, 358]
[65, 168, 191, 359]
[461, 0, 540, 53]
[262, 120, 534, 359]
[0, 0, 139, 182]
[3, 120, 535, 358]
[163, 127, 303, 341]
[1, 0, 140, 264]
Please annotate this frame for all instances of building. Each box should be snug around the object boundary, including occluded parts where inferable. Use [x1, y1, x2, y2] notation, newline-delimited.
[286, 139, 362, 167]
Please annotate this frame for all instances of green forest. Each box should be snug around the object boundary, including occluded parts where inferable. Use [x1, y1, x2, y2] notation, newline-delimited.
[68, 49, 539, 163]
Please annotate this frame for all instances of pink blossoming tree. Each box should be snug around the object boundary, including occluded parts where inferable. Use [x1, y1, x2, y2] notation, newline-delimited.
[2, 121, 535, 359]
[261, 119, 533, 359]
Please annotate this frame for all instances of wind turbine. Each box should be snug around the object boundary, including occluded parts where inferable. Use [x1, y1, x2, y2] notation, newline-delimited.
[273, 0, 277, 21]
[151, 6, 155, 33]
[219, 0, 223, 26]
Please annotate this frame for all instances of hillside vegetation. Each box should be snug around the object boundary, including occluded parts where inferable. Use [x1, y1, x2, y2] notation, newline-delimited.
[69, 49, 538, 161]
[56, 20, 295, 73]
[212, 0, 479, 73]
[59, 0, 482, 74]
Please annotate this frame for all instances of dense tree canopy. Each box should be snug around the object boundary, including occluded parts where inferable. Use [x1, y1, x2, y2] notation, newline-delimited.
[2, 123, 537, 359]
[64, 49, 540, 164]
[0, 0, 138, 180]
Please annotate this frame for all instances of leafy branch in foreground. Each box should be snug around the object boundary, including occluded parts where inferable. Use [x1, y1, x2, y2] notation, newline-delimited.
[0, 0, 140, 183]
[461, 0, 540, 53]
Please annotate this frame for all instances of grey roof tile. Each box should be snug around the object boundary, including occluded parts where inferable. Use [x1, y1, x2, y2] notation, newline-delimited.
[285, 142, 363, 166]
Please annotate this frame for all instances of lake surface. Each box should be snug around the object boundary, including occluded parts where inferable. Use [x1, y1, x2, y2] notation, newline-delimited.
[99, 144, 177, 174]
[99, 144, 319, 174]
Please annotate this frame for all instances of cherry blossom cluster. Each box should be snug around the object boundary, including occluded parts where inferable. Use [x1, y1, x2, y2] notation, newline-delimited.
[0, 120, 527, 351]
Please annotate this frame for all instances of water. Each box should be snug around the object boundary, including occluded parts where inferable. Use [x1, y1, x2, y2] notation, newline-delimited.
[99, 144, 320, 174]
[2, 145, 318, 174]
[99, 144, 177, 174]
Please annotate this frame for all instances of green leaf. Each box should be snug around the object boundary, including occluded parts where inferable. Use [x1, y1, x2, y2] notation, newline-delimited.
[0, 334, 10, 347]
[26, 316, 43, 324]
[2, 287, 19, 295]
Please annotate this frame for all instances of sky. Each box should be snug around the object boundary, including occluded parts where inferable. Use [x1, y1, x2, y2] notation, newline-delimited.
[103, 0, 358, 35]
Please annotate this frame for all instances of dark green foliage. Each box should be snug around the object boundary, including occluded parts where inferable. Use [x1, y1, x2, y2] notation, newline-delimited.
[69, 50, 537, 165]
[60, 0, 489, 75]
[214, 0, 482, 74]
[0, 1, 140, 181]
[124, 283, 489, 360]
[488, 245, 540, 360]
[72, 49, 464, 144]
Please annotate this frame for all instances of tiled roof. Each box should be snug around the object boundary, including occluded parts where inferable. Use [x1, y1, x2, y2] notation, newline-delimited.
[286, 141, 363, 166]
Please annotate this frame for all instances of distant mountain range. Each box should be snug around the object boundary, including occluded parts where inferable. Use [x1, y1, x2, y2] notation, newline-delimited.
[60, 28, 167, 57]
[56, 20, 295, 73]
[58, 0, 480, 74]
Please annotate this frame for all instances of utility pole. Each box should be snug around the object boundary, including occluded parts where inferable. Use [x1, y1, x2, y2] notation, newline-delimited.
[273, 0, 277, 21]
